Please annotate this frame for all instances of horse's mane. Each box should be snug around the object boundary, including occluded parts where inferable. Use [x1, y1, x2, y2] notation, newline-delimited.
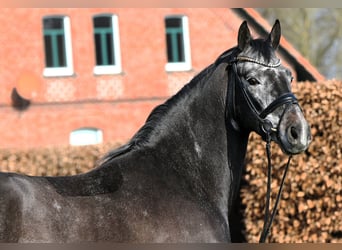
[98, 47, 240, 167]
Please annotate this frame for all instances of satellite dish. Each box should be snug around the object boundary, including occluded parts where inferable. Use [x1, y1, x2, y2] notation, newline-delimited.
[11, 87, 30, 110]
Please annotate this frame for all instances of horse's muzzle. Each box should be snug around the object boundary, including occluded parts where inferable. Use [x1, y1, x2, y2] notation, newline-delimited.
[277, 104, 312, 155]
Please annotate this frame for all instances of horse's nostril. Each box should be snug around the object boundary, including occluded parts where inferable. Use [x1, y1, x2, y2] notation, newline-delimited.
[290, 126, 298, 140]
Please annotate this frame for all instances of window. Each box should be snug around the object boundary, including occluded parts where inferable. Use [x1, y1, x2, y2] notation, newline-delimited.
[93, 14, 122, 75]
[69, 128, 103, 146]
[164, 16, 191, 72]
[42, 16, 73, 77]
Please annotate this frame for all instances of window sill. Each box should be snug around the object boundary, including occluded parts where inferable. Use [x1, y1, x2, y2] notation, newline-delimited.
[165, 62, 192, 72]
[43, 67, 74, 77]
[93, 65, 122, 75]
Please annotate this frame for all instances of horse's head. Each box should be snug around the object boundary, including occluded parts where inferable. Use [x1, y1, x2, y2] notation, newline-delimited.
[228, 20, 311, 155]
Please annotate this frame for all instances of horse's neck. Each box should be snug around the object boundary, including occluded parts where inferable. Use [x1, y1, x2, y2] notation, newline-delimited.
[142, 64, 249, 223]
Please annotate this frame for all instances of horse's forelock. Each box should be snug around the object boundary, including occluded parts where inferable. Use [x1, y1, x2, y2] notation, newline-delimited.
[248, 39, 278, 64]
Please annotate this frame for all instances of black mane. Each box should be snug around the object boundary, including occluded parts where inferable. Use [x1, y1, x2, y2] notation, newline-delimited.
[130, 64, 214, 147]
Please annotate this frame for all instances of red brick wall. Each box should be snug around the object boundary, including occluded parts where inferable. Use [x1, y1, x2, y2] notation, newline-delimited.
[0, 100, 161, 148]
[0, 8, 295, 149]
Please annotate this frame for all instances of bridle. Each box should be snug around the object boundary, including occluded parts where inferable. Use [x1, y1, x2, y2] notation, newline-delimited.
[227, 56, 298, 135]
[226, 55, 298, 243]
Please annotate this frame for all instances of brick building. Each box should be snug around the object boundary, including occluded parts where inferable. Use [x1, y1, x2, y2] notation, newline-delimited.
[0, 8, 324, 149]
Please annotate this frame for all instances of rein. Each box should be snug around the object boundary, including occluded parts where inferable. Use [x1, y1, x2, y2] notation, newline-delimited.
[259, 130, 292, 243]
[226, 56, 296, 243]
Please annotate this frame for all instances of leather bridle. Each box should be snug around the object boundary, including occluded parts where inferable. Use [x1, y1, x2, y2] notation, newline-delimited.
[228, 56, 298, 137]
[226, 56, 298, 243]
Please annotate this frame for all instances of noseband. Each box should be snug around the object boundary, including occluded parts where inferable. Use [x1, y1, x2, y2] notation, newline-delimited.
[226, 56, 297, 243]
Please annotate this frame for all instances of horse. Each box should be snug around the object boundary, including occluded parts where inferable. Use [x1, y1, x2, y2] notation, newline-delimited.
[0, 20, 311, 242]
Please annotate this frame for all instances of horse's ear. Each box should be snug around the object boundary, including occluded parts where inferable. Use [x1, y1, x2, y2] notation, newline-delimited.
[238, 21, 251, 51]
[267, 19, 281, 50]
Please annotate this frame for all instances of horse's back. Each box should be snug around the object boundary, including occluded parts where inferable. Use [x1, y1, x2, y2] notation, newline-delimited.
[0, 172, 70, 242]
[0, 172, 26, 242]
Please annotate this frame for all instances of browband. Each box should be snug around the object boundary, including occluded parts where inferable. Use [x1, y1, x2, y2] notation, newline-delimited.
[235, 56, 281, 68]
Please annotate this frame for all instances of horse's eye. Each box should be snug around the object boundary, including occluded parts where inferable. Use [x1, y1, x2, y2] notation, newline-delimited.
[247, 78, 260, 86]
[290, 76, 294, 83]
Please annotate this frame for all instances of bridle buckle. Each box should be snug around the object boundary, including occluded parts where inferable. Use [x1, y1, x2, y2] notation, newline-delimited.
[261, 119, 274, 135]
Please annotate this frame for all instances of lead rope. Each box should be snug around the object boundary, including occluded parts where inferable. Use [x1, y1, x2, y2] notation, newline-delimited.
[259, 132, 293, 243]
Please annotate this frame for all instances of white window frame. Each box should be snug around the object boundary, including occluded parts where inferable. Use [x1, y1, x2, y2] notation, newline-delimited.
[69, 128, 103, 146]
[165, 15, 192, 72]
[43, 16, 74, 77]
[93, 14, 122, 75]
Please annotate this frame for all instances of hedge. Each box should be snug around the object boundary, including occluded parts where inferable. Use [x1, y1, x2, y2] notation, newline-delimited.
[0, 80, 341, 243]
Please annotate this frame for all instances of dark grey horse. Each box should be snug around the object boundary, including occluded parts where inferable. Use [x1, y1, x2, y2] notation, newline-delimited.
[0, 20, 311, 242]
